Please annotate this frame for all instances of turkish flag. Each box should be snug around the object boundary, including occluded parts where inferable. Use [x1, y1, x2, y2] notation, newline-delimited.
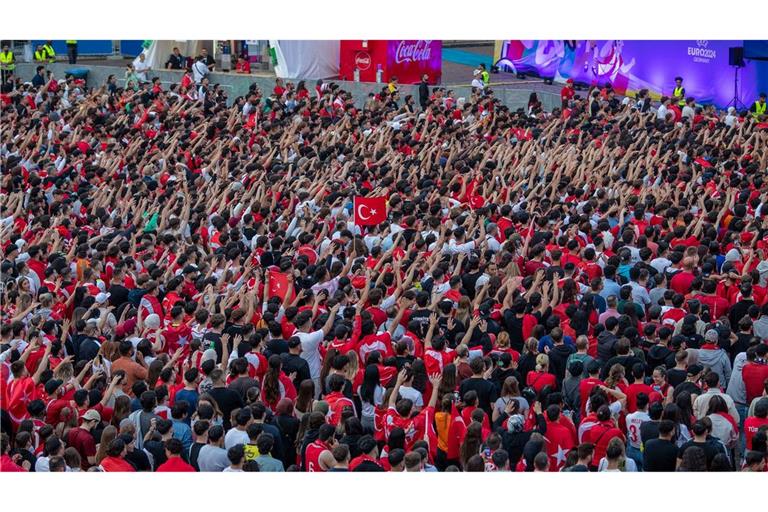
[267, 270, 294, 301]
[353, 196, 387, 226]
[545, 420, 576, 471]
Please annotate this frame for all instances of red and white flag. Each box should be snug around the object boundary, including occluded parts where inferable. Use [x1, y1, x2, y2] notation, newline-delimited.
[353, 196, 387, 227]
[267, 269, 293, 301]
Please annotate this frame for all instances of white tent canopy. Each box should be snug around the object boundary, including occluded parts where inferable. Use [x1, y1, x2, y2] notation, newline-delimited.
[138, 40, 340, 79]
[269, 40, 339, 80]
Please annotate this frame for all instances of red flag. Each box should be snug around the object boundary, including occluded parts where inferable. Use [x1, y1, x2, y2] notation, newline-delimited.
[545, 420, 576, 471]
[353, 196, 387, 226]
[267, 270, 293, 301]
[446, 402, 467, 460]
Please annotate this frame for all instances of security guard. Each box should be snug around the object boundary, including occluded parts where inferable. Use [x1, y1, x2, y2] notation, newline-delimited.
[42, 40, 56, 63]
[479, 63, 490, 86]
[0, 44, 15, 84]
[751, 92, 767, 121]
[672, 76, 686, 108]
[66, 40, 78, 64]
[34, 44, 48, 64]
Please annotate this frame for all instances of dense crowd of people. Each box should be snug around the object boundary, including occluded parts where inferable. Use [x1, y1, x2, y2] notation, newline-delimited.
[1, 59, 768, 474]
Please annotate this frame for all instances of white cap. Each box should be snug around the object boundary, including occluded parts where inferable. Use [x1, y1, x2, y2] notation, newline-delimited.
[95, 292, 111, 304]
[145, 313, 161, 330]
[473, 69, 481, 76]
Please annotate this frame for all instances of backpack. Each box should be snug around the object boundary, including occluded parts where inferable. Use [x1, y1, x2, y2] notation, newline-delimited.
[127, 288, 148, 307]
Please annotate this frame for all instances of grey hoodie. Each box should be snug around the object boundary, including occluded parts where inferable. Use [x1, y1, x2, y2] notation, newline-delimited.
[726, 352, 748, 406]
[698, 346, 732, 385]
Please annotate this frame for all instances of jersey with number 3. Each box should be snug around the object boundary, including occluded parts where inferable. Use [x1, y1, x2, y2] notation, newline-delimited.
[625, 410, 650, 449]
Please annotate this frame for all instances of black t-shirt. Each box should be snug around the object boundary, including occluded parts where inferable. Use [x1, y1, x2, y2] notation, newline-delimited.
[353, 460, 385, 471]
[108, 284, 130, 309]
[502, 311, 525, 353]
[461, 271, 483, 300]
[672, 381, 702, 402]
[125, 446, 152, 471]
[640, 420, 660, 447]
[189, 441, 205, 471]
[76, 337, 101, 363]
[203, 331, 223, 362]
[459, 377, 498, 417]
[677, 439, 724, 469]
[265, 338, 289, 357]
[667, 368, 688, 388]
[280, 353, 311, 390]
[208, 386, 244, 430]
[643, 438, 678, 471]
[144, 439, 167, 470]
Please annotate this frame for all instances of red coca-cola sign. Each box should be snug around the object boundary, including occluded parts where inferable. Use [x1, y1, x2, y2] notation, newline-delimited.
[355, 51, 371, 71]
[386, 40, 442, 85]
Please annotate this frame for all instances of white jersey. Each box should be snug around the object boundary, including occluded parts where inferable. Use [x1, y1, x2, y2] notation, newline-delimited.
[625, 410, 650, 449]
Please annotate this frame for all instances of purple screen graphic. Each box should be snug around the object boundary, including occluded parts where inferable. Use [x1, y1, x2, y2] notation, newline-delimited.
[495, 40, 758, 108]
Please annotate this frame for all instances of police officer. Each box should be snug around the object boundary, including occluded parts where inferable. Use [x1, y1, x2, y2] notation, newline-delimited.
[0, 44, 15, 84]
[751, 92, 767, 121]
[672, 76, 686, 108]
[66, 40, 78, 64]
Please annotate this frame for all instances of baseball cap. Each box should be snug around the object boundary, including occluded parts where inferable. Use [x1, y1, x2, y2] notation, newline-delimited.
[44, 379, 64, 396]
[81, 409, 102, 423]
[587, 360, 601, 375]
[288, 337, 301, 349]
[115, 319, 137, 338]
[704, 329, 719, 343]
[145, 314, 161, 330]
[687, 364, 704, 377]
[95, 292, 111, 304]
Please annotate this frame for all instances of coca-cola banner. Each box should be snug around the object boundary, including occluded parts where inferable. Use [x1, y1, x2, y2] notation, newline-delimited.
[386, 40, 442, 85]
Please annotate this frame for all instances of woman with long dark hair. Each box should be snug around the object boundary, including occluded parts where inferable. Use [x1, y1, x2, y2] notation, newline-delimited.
[261, 354, 297, 412]
[359, 364, 383, 434]
[295, 380, 315, 420]
[459, 421, 484, 470]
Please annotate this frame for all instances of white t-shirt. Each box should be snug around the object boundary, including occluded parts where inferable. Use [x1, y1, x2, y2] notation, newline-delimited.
[297, 329, 326, 380]
[224, 428, 250, 450]
[134, 60, 150, 82]
[398, 385, 424, 408]
[625, 410, 650, 449]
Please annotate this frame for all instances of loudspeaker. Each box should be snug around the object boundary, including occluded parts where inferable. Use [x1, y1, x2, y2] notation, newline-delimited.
[729, 47, 745, 67]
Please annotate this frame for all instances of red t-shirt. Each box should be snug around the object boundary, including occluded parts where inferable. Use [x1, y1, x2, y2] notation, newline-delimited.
[742, 363, 768, 403]
[67, 427, 97, 470]
[625, 382, 654, 413]
[526, 371, 557, 394]
[156, 456, 196, 472]
[669, 271, 696, 295]
[744, 416, 768, 450]
[100, 456, 135, 472]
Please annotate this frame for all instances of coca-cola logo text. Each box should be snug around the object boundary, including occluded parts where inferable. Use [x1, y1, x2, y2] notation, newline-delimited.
[393, 40, 433, 64]
[355, 51, 371, 70]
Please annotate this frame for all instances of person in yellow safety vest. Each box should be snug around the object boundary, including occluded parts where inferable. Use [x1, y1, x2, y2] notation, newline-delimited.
[672, 76, 686, 107]
[34, 44, 48, 64]
[479, 63, 490, 85]
[0, 44, 15, 84]
[66, 40, 78, 64]
[751, 92, 767, 121]
[43, 41, 56, 63]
